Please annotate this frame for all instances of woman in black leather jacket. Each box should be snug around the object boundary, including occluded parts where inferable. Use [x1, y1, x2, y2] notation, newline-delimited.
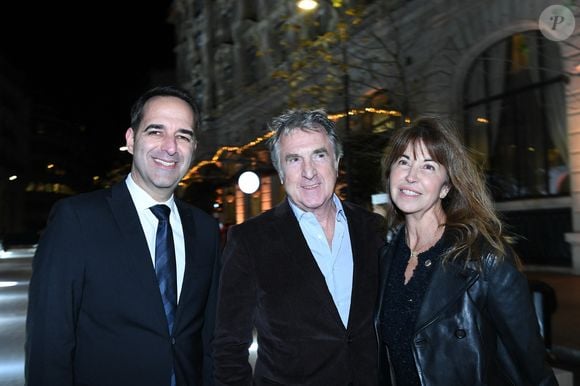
[375, 117, 557, 386]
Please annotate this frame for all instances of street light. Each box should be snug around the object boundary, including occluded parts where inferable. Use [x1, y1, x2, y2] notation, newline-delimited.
[238, 171, 260, 194]
[297, 0, 319, 11]
[296, 0, 352, 200]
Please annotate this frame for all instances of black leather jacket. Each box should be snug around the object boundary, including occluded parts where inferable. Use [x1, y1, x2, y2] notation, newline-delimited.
[374, 229, 558, 386]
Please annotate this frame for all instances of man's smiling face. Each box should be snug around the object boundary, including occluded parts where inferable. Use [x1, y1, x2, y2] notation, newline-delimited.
[279, 128, 338, 215]
[125, 95, 197, 201]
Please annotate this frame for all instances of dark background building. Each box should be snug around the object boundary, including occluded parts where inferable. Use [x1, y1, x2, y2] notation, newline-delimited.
[169, 0, 580, 272]
[1, 0, 579, 272]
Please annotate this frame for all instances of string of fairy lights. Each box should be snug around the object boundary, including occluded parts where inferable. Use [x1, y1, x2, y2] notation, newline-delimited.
[180, 107, 404, 184]
[182, 131, 275, 183]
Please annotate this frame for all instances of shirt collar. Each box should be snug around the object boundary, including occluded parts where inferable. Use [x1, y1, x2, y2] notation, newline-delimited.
[125, 174, 176, 212]
[288, 194, 346, 223]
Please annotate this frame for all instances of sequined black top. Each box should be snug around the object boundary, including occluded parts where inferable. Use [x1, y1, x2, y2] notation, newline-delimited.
[379, 230, 448, 386]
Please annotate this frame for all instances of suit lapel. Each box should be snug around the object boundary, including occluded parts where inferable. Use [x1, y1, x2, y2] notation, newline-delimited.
[107, 181, 169, 331]
[175, 201, 196, 315]
[274, 201, 345, 328]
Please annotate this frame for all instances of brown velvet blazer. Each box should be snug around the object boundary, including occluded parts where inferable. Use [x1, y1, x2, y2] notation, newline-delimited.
[213, 199, 385, 386]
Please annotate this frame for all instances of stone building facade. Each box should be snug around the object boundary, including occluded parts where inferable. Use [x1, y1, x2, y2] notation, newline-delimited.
[170, 0, 580, 272]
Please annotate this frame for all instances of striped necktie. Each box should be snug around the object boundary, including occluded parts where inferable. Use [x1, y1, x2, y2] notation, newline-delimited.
[150, 204, 177, 333]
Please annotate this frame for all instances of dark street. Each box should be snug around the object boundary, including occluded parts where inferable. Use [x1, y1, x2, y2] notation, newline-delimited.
[1, 254, 578, 385]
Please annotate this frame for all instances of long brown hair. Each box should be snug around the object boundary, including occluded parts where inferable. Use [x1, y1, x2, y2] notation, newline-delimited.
[382, 116, 516, 267]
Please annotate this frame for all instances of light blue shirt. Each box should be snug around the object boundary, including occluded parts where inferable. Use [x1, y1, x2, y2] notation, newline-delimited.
[289, 195, 353, 327]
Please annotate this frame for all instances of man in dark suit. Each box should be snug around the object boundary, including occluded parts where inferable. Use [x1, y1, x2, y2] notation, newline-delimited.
[25, 86, 220, 386]
[213, 109, 385, 386]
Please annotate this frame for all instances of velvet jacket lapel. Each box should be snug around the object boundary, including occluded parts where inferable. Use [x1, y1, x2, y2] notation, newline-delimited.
[270, 200, 377, 331]
[273, 200, 346, 329]
[107, 181, 171, 333]
[343, 202, 378, 328]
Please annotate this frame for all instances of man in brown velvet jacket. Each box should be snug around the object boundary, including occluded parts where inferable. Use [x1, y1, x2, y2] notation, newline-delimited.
[213, 109, 385, 386]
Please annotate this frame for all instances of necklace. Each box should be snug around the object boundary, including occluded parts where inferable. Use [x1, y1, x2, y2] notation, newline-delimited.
[408, 226, 444, 259]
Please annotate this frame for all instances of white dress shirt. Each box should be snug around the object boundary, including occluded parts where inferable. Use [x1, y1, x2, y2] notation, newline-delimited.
[125, 174, 186, 302]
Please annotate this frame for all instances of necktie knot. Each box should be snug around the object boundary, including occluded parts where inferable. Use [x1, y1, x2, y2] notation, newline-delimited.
[150, 204, 171, 222]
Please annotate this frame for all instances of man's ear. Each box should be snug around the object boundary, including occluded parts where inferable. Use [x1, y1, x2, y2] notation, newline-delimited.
[335, 156, 341, 177]
[125, 128, 135, 155]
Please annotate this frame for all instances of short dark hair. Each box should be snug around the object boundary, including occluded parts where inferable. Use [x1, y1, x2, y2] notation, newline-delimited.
[130, 85, 200, 133]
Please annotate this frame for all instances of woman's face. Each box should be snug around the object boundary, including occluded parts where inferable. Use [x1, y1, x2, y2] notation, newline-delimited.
[389, 140, 450, 219]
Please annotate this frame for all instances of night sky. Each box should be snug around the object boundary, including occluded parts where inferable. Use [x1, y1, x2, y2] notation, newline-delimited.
[0, 1, 176, 182]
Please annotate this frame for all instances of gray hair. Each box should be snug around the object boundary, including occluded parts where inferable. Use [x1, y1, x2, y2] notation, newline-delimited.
[267, 109, 343, 180]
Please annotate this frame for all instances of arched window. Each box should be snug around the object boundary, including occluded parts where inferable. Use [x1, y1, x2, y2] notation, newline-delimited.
[463, 31, 568, 200]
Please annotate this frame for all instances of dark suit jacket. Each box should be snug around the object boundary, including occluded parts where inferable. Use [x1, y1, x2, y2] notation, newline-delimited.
[25, 180, 221, 386]
[213, 199, 385, 386]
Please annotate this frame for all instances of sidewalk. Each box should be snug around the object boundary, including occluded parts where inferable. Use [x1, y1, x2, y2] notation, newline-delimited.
[525, 269, 580, 385]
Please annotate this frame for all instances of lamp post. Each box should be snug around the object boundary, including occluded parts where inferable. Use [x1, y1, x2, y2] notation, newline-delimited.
[296, 0, 353, 201]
